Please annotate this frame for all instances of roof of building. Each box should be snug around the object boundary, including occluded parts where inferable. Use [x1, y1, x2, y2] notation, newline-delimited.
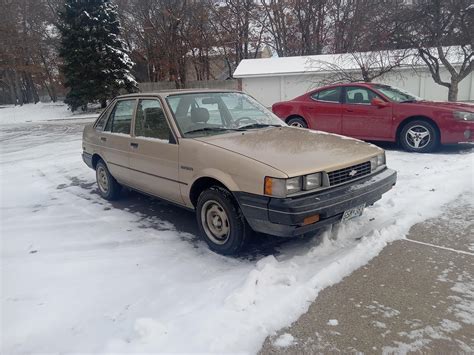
[233, 46, 468, 78]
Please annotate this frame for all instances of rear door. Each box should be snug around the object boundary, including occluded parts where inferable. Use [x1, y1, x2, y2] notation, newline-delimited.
[341, 86, 393, 139]
[303, 87, 343, 134]
[100, 99, 137, 186]
[128, 98, 183, 204]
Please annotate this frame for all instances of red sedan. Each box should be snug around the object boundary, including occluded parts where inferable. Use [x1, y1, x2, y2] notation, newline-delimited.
[272, 83, 474, 152]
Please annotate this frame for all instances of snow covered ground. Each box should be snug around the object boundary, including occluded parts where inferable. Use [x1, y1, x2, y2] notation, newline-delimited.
[1, 116, 473, 353]
[0, 102, 99, 125]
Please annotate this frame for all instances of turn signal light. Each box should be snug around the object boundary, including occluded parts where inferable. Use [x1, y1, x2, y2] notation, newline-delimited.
[264, 176, 273, 195]
[303, 214, 320, 225]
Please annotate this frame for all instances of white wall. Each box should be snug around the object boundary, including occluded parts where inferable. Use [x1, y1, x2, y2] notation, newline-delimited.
[242, 68, 474, 107]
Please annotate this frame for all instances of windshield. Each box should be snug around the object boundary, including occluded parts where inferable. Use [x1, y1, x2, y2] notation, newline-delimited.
[373, 85, 422, 102]
[166, 92, 284, 137]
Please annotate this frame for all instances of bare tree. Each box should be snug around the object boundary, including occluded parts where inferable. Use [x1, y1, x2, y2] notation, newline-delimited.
[0, 0, 60, 104]
[307, 48, 412, 85]
[404, 0, 474, 101]
[259, 0, 329, 57]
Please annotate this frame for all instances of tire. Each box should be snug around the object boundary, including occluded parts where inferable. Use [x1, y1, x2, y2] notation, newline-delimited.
[287, 116, 308, 128]
[399, 120, 439, 153]
[196, 186, 250, 255]
[95, 159, 122, 200]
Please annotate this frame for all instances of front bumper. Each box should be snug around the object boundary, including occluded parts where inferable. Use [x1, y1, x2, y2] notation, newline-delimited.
[441, 121, 474, 144]
[235, 168, 397, 237]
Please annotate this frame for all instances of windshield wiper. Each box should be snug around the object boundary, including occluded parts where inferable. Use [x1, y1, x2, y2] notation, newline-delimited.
[184, 127, 241, 135]
[237, 123, 281, 130]
[400, 99, 417, 103]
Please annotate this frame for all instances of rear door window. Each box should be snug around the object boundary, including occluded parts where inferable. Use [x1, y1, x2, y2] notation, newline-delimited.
[105, 99, 136, 134]
[311, 88, 342, 103]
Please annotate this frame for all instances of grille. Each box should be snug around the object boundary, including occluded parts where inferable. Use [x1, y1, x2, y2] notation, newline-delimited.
[328, 161, 371, 186]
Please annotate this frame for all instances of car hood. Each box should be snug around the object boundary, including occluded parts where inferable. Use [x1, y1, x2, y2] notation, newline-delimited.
[195, 127, 383, 177]
[406, 100, 474, 112]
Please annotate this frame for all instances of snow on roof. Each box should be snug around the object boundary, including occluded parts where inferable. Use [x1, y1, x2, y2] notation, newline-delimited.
[233, 46, 469, 78]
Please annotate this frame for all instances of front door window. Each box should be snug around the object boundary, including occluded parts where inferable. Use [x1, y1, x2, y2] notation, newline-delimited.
[135, 99, 172, 141]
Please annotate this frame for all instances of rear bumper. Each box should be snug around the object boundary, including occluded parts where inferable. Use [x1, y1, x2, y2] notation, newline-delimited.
[235, 168, 397, 237]
[82, 152, 94, 169]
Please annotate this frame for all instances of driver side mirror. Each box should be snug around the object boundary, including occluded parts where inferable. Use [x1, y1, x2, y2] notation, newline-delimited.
[371, 97, 388, 108]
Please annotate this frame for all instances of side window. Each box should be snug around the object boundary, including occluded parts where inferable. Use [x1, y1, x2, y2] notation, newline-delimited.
[105, 99, 135, 134]
[95, 104, 113, 130]
[135, 99, 171, 141]
[311, 87, 341, 103]
[345, 87, 379, 105]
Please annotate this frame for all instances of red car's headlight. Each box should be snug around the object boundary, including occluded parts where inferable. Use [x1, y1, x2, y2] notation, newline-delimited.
[453, 111, 474, 121]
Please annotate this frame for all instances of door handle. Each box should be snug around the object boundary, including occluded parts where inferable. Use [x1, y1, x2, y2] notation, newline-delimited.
[130, 142, 139, 148]
[100, 137, 107, 142]
[346, 109, 354, 113]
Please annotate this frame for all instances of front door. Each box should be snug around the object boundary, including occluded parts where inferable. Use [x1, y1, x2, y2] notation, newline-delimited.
[128, 98, 183, 204]
[100, 99, 137, 186]
[341, 86, 393, 140]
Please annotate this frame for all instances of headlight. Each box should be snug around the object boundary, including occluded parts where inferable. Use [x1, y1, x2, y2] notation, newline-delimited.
[265, 174, 321, 197]
[264, 176, 302, 197]
[286, 177, 302, 194]
[304, 173, 322, 190]
[370, 153, 386, 171]
[454, 111, 474, 121]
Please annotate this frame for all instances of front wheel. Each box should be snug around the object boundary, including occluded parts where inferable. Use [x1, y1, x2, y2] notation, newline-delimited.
[196, 186, 250, 255]
[287, 116, 308, 128]
[399, 120, 439, 153]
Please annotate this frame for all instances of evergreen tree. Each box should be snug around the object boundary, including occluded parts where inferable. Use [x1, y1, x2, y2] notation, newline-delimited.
[59, 0, 137, 111]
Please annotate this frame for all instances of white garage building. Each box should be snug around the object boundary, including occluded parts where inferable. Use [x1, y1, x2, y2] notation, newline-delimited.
[233, 51, 474, 107]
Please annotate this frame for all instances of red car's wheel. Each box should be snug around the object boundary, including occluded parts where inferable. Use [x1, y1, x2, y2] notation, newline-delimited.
[287, 116, 308, 128]
[399, 120, 439, 153]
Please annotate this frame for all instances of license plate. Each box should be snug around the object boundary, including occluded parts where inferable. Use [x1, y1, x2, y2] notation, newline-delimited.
[342, 204, 365, 222]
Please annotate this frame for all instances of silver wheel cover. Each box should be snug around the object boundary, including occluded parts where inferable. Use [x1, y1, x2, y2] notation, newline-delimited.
[201, 200, 230, 245]
[290, 121, 304, 128]
[97, 166, 109, 194]
[406, 125, 431, 149]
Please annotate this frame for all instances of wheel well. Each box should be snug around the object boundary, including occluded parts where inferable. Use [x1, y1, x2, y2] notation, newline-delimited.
[91, 154, 103, 169]
[396, 116, 440, 142]
[285, 115, 306, 124]
[189, 177, 228, 207]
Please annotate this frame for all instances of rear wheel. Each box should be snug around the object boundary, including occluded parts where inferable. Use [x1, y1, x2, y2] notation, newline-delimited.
[196, 186, 250, 255]
[399, 120, 439, 153]
[96, 160, 122, 200]
[287, 116, 308, 128]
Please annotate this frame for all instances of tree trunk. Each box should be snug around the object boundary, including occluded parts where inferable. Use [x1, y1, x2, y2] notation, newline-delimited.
[448, 79, 459, 102]
[100, 98, 107, 108]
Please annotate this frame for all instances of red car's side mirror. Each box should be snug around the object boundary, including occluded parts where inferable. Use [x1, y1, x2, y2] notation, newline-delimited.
[371, 97, 388, 108]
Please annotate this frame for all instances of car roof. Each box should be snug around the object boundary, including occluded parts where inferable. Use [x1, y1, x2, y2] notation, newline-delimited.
[314, 82, 380, 91]
[117, 89, 242, 99]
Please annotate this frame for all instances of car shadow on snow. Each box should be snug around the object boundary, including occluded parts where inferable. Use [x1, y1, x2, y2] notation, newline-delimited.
[67, 177, 314, 260]
[109, 189, 316, 260]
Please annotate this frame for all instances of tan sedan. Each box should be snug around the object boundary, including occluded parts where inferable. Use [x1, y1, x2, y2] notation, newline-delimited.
[82, 90, 397, 255]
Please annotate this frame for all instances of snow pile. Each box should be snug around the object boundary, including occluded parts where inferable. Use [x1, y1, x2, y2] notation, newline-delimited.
[0, 102, 99, 125]
[1, 120, 473, 353]
[273, 333, 295, 348]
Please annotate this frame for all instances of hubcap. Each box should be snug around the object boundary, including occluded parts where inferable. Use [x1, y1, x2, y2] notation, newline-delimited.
[406, 125, 431, 149]
[97, 166, 109, 193]
[290, 121, 304, 128]
[201, 200, 230, 245]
